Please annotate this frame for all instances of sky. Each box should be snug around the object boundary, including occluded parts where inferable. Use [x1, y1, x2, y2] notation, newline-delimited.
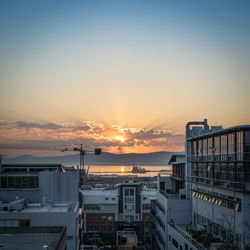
[0, 0, 250, 156]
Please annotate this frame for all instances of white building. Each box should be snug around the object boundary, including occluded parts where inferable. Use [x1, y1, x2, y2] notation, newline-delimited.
[0, 163, 82, 250]
[152, 120, 250, 250]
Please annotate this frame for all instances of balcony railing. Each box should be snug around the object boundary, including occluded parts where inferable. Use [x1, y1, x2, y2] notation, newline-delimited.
[170, 173, 184, 181]
[187, 175, 245, 191]
[160, 189, 185, 200]
[187, 153, 250, 162]
[168, 222, 206, 250]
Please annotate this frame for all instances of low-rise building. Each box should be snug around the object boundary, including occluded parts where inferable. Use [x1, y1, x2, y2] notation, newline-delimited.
[0, 163, 82, 250]
[81, 181, 156, 248]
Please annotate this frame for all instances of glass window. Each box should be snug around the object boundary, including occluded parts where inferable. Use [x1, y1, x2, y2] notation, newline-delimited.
[0, 177, 7, 188]
[221, 135, 227, 155]
[22, 176, 29, 188]
[203, 139, 207, 155]
[214, 136, 220, 155]
[198, 140, 203, 155]
[8, 177, 15, 188]
[208, 137, 213, 155]
[228, 133, 235, 154]
[245, 131, 250, 144]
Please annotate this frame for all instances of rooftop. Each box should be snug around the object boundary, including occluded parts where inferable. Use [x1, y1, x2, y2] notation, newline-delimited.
[0, 226, 65, 250]
[188, 125, 250, 141]
[168, 154, 185, 164]
[0, 200, 78, 213]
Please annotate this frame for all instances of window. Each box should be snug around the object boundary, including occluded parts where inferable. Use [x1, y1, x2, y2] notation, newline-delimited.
[172, 238, 178, 248]
[84, 204, 101, 210]
[0, 177, 7, 188]
[19, 220, 30, 227]
[185, 243, 188, 250]
[86, 215, 92, 222]
[0, 176, 38, 189]
[142, 204, 150, 210]
[203, 139, 207, 155]
[108, 216, 113, 221]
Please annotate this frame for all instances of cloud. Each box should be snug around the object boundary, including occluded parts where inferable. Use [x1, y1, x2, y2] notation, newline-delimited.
[0, 120, 185, 153]
[15, 121, 64, 130]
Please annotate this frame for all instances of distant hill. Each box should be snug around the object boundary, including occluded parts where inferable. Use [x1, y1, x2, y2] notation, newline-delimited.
[3, 151, 184, 166]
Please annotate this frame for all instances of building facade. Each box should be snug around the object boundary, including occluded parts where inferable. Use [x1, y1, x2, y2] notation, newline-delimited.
[188, 125, 250, 249]
[0, 163, 82, 250]
[152, 120, 250, 250]
[81, 181, 156, 248]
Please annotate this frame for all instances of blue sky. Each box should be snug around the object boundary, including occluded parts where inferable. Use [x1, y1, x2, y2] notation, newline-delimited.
[0, 0, 250, 154]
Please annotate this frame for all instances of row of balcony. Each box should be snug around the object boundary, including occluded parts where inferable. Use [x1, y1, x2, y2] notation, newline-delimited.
[188, 153, 250, 162]
[188, 176, 246, 191]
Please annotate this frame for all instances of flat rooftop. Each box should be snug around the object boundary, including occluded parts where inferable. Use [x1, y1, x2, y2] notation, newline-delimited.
[0, 226, 65, 250]
[0, 201, 77, 213]
[0, 233, 60, 250]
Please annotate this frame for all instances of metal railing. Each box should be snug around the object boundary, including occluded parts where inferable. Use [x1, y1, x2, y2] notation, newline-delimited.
[187, 175, 245, 191]
[168, 222, 206, 250]
[187, 153, 250, 162]
[160, 189, 182, 200]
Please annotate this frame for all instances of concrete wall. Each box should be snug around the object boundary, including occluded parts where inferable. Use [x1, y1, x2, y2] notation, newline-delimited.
[0, 171, 79, 203]
[40, 171, 79, 202]
[0, 210, 79, 250]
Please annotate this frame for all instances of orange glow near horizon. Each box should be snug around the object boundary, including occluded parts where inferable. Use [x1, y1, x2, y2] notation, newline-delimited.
[0, 120, 185, 157]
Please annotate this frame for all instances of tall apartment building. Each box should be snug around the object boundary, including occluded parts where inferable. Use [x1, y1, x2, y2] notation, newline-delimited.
[0, 163, 82, 250]
[188, 125, 250, 249]
[152, 120, 250, 250]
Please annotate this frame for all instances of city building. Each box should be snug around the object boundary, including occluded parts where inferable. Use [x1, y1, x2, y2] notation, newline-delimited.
[81, 181, 156, 248]
[152, 120, 250, 250]
[0, 163, 82, 250]
[151, 157, 191, 250]
[188, 125, 250, 249]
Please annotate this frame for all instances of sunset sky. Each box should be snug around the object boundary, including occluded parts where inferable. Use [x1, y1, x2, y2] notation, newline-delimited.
[0, 0, 250, 156]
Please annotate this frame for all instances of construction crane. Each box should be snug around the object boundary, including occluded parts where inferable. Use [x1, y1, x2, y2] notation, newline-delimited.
[0, 144, 101, 186]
